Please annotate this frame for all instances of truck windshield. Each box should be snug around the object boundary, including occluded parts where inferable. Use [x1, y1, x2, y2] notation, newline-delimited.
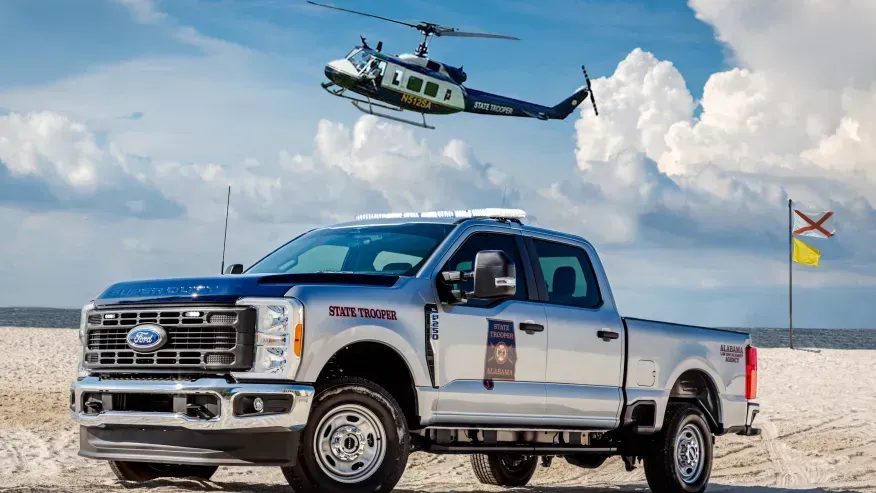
[247, 223, 456, 276]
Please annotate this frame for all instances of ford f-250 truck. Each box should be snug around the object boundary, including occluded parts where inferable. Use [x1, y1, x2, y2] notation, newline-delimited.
[70, 208, 760, 493]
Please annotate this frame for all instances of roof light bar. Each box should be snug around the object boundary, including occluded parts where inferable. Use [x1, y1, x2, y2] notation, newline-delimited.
[355, 208, 526, 221]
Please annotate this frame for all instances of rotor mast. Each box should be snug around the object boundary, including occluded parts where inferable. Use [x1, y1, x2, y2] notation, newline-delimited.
[415, 26, 436, 57]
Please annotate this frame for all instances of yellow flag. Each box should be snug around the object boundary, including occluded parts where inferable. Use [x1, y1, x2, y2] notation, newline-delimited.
[793, 237, 821, 266]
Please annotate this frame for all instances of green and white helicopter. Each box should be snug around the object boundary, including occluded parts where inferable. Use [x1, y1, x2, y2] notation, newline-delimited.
[310, 1, 598, 129]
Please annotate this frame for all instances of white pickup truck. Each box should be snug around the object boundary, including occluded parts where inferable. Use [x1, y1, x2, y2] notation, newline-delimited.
[70, 208, 760, 493]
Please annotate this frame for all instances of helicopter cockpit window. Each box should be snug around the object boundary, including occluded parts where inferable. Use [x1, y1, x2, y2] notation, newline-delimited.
[348, 50, 373, 72]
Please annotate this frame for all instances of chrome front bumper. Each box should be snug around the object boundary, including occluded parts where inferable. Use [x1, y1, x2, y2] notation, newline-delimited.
[70, 376, 314, 430]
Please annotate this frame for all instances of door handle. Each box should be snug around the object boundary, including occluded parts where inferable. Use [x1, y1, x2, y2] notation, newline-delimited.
[597, 330, 619, 341]
[520, 323, 544, 334]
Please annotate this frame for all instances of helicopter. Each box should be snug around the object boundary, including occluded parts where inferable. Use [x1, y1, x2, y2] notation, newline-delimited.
[308, 1, 598, 129]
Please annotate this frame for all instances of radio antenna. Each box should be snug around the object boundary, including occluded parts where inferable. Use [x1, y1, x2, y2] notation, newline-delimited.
[220, 185, 231, 274]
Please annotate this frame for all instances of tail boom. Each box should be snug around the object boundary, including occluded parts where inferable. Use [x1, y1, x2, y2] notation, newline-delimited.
[463, 65, 598, 121]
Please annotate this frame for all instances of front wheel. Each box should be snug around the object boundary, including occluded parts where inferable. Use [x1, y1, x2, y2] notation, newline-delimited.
[470, 454, 538, 487]
[281, 377, 409, 493]
[643, 403, 713, 493]
[109, 461, 217, 482]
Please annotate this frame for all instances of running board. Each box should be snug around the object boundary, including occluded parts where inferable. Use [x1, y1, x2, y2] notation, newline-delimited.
[414, 427, 615, 455]
[351, 101, 435, 129]
[422, 444, 616, 454]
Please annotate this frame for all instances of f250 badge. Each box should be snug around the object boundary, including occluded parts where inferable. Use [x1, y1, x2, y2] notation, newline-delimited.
[483, 319, 516, 389]
[429, 312, 439, 340]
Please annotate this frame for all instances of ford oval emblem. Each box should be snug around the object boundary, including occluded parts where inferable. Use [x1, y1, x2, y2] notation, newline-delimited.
[126, 324, 168, 352]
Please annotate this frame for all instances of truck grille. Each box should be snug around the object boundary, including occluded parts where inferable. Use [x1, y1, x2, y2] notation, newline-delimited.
[83, 305, 255, 372]
[88, 326, 236, 350]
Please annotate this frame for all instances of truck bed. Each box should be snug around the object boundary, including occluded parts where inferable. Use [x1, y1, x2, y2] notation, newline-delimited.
[621, 317, 753, 433]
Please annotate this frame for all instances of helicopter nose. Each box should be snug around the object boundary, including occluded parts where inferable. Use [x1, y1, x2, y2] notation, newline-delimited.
[324, 64, 342, 83]
[325, 60, 359, 89]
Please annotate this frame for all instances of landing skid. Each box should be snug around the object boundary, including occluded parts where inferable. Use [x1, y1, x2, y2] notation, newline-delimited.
[322, 82, 435, 130]
[351, 101, 434, 129]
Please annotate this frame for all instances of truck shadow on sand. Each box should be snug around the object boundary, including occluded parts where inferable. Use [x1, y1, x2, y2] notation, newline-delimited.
[110, 480, 867, 493]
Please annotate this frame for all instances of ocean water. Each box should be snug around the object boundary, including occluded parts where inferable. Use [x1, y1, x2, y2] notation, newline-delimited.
[1, 307, 875, 350]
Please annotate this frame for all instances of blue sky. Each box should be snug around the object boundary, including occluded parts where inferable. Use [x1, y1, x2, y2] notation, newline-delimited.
[0, 0, 725, 188]
[1, 0, 875, 329]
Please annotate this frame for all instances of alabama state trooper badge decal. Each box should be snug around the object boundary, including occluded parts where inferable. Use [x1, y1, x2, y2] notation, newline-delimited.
[483, 318, 516, 389]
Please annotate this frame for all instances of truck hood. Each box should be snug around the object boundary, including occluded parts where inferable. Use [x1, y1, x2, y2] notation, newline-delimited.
[93, 273, 401, 307]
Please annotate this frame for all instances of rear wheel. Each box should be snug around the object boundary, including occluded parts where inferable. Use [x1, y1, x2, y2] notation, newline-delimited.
[470, 453, 538, 487]
[109, 461, 217, 482]
[643, 403, 713, 493]
[281, 377, 409, 493]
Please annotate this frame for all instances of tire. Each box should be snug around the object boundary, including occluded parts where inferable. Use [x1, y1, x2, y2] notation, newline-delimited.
[643, 403, 713, 493]
[470, 454, 538, 487]
[282, 377, 410, 493]
[109, 461, 217, 482]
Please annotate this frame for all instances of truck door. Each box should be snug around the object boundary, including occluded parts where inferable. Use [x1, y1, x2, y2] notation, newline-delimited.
[525, 235, 625, 429]
[431, 229, 548, 426]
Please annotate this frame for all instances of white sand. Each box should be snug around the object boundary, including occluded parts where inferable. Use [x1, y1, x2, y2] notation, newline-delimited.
[1, 326, 874, 492]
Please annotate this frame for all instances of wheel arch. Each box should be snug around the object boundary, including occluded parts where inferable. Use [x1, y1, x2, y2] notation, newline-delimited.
[314, 339, 421, 428]
[297, 324, 431, 386]
[666, 367, 723, 433]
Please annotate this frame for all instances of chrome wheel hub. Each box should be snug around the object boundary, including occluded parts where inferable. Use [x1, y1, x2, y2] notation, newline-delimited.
[330, 425, 366, 461]
[675, 423, 704, 484]
[314, 404, 386, 483]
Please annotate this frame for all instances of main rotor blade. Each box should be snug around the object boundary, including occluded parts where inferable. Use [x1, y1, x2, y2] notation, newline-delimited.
[434, 29, 519, 40]
[305, 1, 419, 29]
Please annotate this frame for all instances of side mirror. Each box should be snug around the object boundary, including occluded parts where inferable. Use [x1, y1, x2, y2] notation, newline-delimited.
[224, 263, 244, 275]
[472, 250, 516, 299]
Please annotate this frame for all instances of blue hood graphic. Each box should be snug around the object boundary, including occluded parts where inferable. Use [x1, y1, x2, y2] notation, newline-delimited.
[94, 273, 401, 307]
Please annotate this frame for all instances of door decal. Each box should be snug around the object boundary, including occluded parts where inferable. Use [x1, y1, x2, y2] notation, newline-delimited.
[483, 318, 516, 389]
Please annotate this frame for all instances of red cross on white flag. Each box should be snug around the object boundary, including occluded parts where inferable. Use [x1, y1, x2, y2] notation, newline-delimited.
[793, 209, 836, 238]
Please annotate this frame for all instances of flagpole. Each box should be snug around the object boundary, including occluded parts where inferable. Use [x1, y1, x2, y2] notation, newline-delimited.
[788, 198, 794, 350]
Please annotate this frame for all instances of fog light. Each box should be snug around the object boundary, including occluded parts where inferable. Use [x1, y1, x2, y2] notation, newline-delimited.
[253, 397, 264, 413]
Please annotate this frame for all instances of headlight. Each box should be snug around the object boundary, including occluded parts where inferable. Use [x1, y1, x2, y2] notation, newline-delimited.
[232, 297, 304, 381]
[79, 301, 95, 345]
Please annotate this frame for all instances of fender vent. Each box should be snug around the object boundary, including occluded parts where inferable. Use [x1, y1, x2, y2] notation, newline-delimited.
[424, 304, 438, 388]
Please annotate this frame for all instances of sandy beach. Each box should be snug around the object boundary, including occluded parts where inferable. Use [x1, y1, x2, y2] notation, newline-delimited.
[1, 326, 874, 492]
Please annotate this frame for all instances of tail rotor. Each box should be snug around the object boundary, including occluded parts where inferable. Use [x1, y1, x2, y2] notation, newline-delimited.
[582, 65, 598, 116]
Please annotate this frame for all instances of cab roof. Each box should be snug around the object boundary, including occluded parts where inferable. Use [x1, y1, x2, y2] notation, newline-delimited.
[324, 209, 589, 246]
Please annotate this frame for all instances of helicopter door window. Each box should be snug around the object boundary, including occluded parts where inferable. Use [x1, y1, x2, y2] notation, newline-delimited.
[424, 81, 439, 98]
[406, 75, 424, 93]
[391, 70, 402, 86]
[373, 61, 387, 85]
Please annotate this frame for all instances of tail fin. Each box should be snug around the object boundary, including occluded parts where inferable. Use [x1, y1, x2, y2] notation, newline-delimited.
[552, 65, 598, 119]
